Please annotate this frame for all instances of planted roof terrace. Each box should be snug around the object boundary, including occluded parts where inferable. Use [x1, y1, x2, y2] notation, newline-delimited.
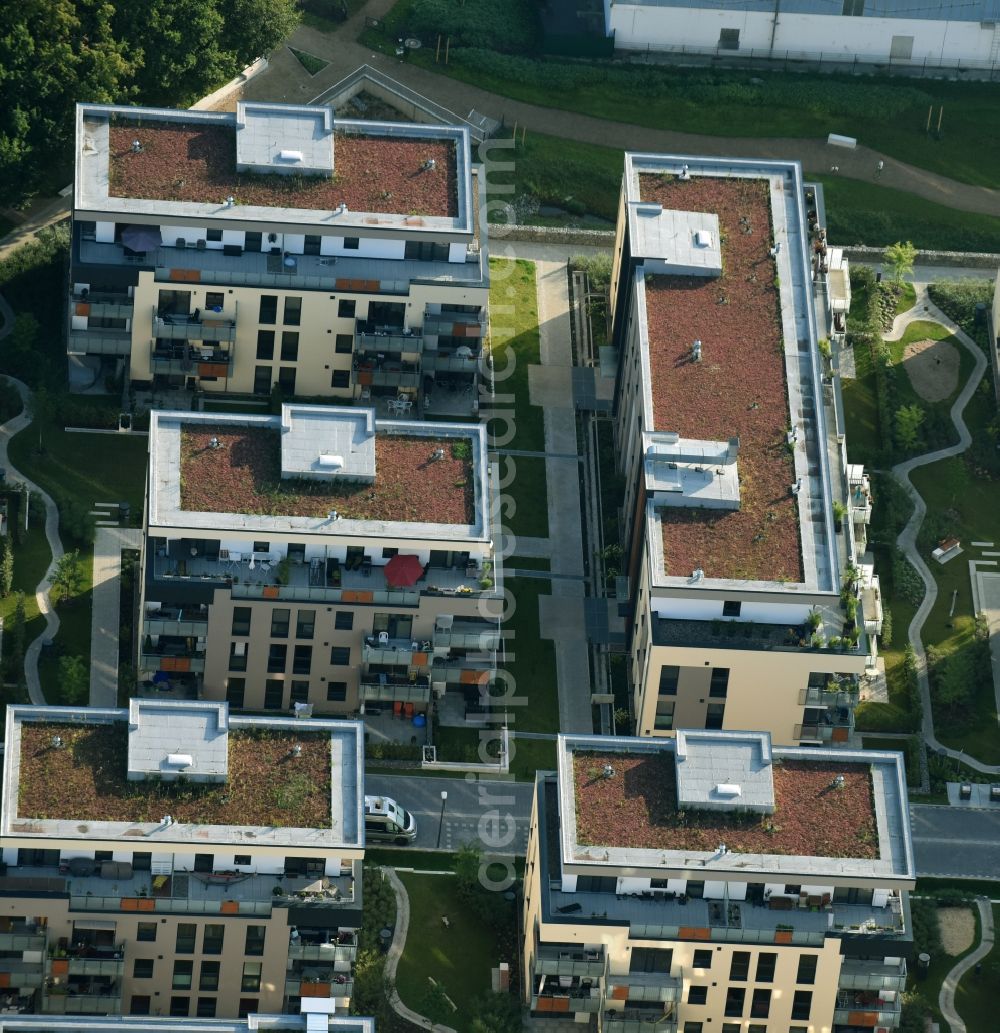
[626, 154, 837, 592]
[556, 731, 914, 882]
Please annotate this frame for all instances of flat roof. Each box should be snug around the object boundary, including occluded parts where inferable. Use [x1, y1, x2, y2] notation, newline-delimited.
[0, 1015, 374, 1033]
[625, 154, 837, 594]
[557, 732, 914, 883]
[75, 102, 473, 234]
[148, 405, 491, 542]
[3, 703, 365, 850]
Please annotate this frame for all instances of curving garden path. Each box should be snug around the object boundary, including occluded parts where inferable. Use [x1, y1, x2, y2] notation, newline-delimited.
[939, 897, 995, 1033]
[887, 287, 1000, 773]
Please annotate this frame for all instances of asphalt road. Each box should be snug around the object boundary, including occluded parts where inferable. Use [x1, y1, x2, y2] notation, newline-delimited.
[910, 804, 1000, 880]
[365, 774, 534, 855]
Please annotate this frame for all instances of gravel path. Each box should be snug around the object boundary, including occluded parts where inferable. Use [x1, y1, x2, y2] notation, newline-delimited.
[939, 897, 995, 1033]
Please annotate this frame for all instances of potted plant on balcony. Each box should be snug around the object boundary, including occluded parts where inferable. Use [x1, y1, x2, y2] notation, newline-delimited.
[832, 499, 847, 533]
[806, 609, 822, 634]
[275, 557, 291, 586]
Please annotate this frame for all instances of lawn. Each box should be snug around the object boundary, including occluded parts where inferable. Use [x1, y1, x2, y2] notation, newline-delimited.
[841, 340, 880, 460]
[505, 454, 549, 538]
[503, 576, 559, 735]
[288, 47, 329, 75]
[395, 872, 501, 1026]
[507, 555, 551, 571]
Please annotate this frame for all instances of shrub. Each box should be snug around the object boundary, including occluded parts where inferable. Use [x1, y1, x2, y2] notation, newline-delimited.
[570, 252, 613, 291]
[880, 605, 892, 647]
[398, 1, 540, 52]
[909, 897, 942, 958]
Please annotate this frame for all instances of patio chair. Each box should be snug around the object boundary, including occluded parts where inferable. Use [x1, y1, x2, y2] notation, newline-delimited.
[403, 702, 415, 719]
[393, 702, 403, 718]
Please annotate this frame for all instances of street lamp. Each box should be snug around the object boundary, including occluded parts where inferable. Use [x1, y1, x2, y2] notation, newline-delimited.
[435, 790, 448, 849]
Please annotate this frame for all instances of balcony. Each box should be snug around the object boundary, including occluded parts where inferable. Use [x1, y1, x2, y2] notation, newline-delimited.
[285, 977, 354, 1000]
[799, 679, 859, 709]
[0, 961, 44, 988]
[0, 928, 47, 951]
[602, 1011, 678, 1033]
[287, 941, 358, 964]
[433, 621, 501, 651]
[140, 649, 206, 674]
[531, 980, 602, 1014]
[533, 946, 606, 979]
[839, 958, 906, 992]
[430, 655, 497, 688]
[44, 993, 123, 1015]
[143, 608, 209, 638]
[150, 341, 233, 377]
[360, 674, 431, 704]
[604, 971, 681, 1004]
[67, 328, 132, 356]
[71, 293, 134, 320]
[47, 946, 125, 979]
[833, 993, 902, 1028]
[423, 308, 486, 339]
[861, 575, 884, 637]
[354, 321, 424, 355]
[354, 364, 421, 390]
[154, 314, 236, 343]
[422, 350, 483, 374]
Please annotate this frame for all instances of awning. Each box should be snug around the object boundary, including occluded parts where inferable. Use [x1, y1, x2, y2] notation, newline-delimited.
[71, 919, 117, 931]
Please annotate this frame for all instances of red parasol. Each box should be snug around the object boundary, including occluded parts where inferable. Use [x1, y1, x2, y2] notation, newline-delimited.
[383, 554, 425, 587]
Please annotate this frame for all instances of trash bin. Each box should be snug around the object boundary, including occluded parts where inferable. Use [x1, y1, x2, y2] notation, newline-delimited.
[119, 501, 131, 525]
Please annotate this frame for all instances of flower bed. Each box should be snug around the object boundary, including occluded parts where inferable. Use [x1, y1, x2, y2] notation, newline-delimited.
[573, 751, 877, 859]
[18, 724, 331, 828]
[109, 123, 458, 218]
[638, 173, 802, 583]
[180, 426, 474, 524]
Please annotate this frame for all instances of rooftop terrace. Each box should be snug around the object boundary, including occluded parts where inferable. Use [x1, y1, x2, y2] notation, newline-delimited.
[638, 173, 801, 583]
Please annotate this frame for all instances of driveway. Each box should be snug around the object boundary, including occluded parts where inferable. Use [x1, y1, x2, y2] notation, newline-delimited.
[365, 773, 533, 854]
[910, 804, 1000, 879]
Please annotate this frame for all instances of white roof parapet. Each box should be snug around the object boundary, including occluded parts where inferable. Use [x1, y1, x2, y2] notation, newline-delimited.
[236, 102, 335, 177]
[280, 403, 376, 483]
[127, 700, 230, 784]
[674, 730, 775, 814]
[628, 201, 721, 277]
[644, 432, 740, 510]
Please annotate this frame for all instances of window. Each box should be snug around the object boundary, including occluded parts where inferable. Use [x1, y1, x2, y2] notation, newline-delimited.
[335, 333, 353, 354]
[256, 330, 275, 360]
[748, 1027, 767, 1033]
[197, 998, 217, 1018]
[784, 884, 802, 896]
[331, 369, 351, 389]
[692, 949, 713, 969]
[229, 640, 248, 672]
[722, 1026, 741, 1033]
[705, 702, 726, 730]
[130, 996, 151, 1015]
[199, 961, 220, 992]
[194, 853, 214, 872]
[278, 366, 296, 394]
[833, 886, 874, 905]
[334, 611, 354, 630]
[327, 681, 348, 702]
[264, 678, 284, 708]
[136, 922, 156, 942]
[791, 990, 812, 1021]
[724, 987, 745, 1017]
[304, 234, 321, 255]
[241, 962, 262, 993]
[202, 924, 224, 955]
[658, 664, 679, 695]
[173, 960, 194, 990]
[170, 997, 190, 1018]
[889, 33, 914, 58]
[722, 600, 741, 617]
[290, 680, 310, 704]
[133, 958, 154, 978]
[267, 644, 287, 674]
[281, 331, 299, 362]
[330, 645, 351, 665]
[234, 854, 251, 866]
[206, 292, 225, 310]
[576, 875, 616, 893]
[133, 851, 152, 871]
[226, 678, 246, 708]
[687, 985, 708, 1005]
[796, 954, 817, 985]
[682, 1025, 703, 1033]
[176, 925, 197, 953]
[259, 295, 278, 324]
[95, 849, 113, 862]
[206, 229, 223, 242]
[709, 667, 730, 698]
[344, 237, 360, 250]
[382, 547, 398, 559]
[750, 988, 771, 1019]
[338, 299, 356, 318]
[729, 952, 750, 981]
[271, 608, 291, 638]
[654, 700, 675, 731]
[292, 645, 312, 675]
[245, 926, 266, 956]
[296, 610, 316, 639]
[629, 947, 672, 974]
[283, 297, 303, 325]
[404, 240, 449, 262]
[232, 607, 252, 636]
[755, 952, 776, 982]
[238, 1000, 258, 1019]
[253, 365, 272, 395]
[245, 231, 263, 252]
[719, 27, 740, 49]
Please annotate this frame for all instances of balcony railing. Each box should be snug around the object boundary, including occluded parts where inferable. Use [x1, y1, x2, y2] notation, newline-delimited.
[150, 344, 233, 377]
[354, 323, 424, 355]
[422, 351, 482, 373]
[839, 958, 906, 992]
[287, 943, 358, 964]
[533, 947, 606, 978]
[361, 681, 432, 704]
[357, 368, 421, 389]
[143, 617, 209, 637]
[605, 971, 681, 1003]
[284, 977, 354, 1000]
[140, 652, 206, 674]
[833, 1002, 901, 1027]
[0, 961, 44, 987]
[423, 311, 485, 338]
[0, 931, 47, 951]
[799, 683, 858, 709]
[69, 894, 271, 916]
[154, 316, 236, 343]
[531, 991, 602, 1014]
[42, 994, 123, 1015]
[432, 625, 501, 651]
[602, 1012, 678, 1033]
[67, 329, 132, 356]
[231, 583, 420, 606]
[49, 957, 125, 977]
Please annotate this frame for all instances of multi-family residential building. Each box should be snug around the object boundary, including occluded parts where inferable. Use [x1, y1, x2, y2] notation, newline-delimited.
[140, 404, 500, 717]
[0, 700, 365, 1018]
[523, 730, 914, 1032]
[0, 999, 371, 1030]
[70, 101, 487, 411]
[609, 153, 882, 746]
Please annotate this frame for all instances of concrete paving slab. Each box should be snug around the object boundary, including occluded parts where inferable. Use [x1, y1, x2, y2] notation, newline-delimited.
[527, 364, 574, 407]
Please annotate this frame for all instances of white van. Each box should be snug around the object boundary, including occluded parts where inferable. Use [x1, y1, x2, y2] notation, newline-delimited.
[364, 795, 417, 845]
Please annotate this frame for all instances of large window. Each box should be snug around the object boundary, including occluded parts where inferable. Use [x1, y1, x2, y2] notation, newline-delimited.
[202, 925, 224, 955]
[709, 667, 730, 698]
[199, 962, 220, 992]
[687, 986, 708, 1005]
[791, 990, 812, 1021]
[278, 366, 296, 394]
[335, 333, 353, 354]
[226, 678, 246, 708]
[330, 645, 351, 665]
[131, 996, 151, 1015]
[724, 987, 745, 1017]
[338, 299, 356, 318]
[176, 925, 196, 953]
[334, 611, 354, 631]
[296, 610, 316, 639]
[256, 330, 274, 360]
[196, 999, 217, 1018]
[629, 947, 672, 974]
[705, 702, 726, 730]
[169, 997, 189, 1018]
[290, 680, 309, 704]
[755, 952, 776, 982]
[245, 926, 266, 957]
[796, 954, 817, 985]
[280, 331, 299, 362]
[264, 679, 284, 708]
[271, 609, 290, 638]
[232, 607, 252, 636]
[259, 296, 278, 325]
[327, 682, 348, 702]
[267, 644, 287, 673]
[658, 665, 679, 695]
[137, 922, 156, 942]
[654, 700, 675, 731]
[228, 641, 247, 673]
[729, 952, 750, 981]
[292, 645, 312, 675]
[133, 959, 154, 979]
[750, 988, 771, 1019]
[241, 962, 262, 993]
[172, 960, 194, 990]
[331, 369, 351, 389]
[284, 297, 302, 324]
[692, 949, 712, 969]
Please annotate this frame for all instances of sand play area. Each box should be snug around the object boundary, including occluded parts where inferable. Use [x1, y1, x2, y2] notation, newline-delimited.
[939, 906, 977, 956]
[903, 337, 960, 403]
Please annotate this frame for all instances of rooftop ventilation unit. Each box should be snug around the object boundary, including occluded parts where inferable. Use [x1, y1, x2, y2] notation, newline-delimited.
[679, 164, 691, 181]
[690, 568, 705, 582]
[278, 149, 304, 163]
[602, 764, 615, 779]
[167, 754, 193, 768]
[692, 339, 702, 362]
[770, 242, 782, 257]
[131, 140, 143, 154]
[208, 436, 222, 450]
[318, 454, 344, 470]
[791, 479, 802, 495]
[51, 735, 64, 749]
[693, 230, 713, 248]
[716, 784, 741, 798]
[290, 744, 302, 757]
[224, 196, 235, 208]
[328, 510, 339, 522]
[422, 158, 437, 171]
[431, 447, 446, 461]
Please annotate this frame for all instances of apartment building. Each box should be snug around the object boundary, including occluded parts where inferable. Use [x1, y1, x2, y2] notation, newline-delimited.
[140, 404, 501, 717]
[523, 730, 914, 1032]
[0, 999, 372, 1030]
[609, 153, 882, 746]
[70, 101, 487, 411]
[0, 699, 365, 1018]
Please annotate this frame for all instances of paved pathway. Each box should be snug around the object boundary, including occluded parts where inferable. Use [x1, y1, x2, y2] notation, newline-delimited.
[0, 376, 63, 704]
[888, 291, 1000, 773]
[0, 197, 70, 262]
[237, 2, 1000, 219]
[383, 866, 458, 1033]
[939, 897, 995, 1033]
[531, 259, 593, 734]
[90, 526, 143, 707]
[509, 535, 551, 559]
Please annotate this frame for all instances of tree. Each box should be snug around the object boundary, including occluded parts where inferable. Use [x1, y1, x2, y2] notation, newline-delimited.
[421, 980, 456, 1026]
[884, 240, 917, 285]
[471, 991, 523, 1033]
[0, 535, 13, 597]
[894, 404, 925, 451]
[58, 655, 89, 705]
[52, 549, 86, 603]
[217, 0, 300, 66]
